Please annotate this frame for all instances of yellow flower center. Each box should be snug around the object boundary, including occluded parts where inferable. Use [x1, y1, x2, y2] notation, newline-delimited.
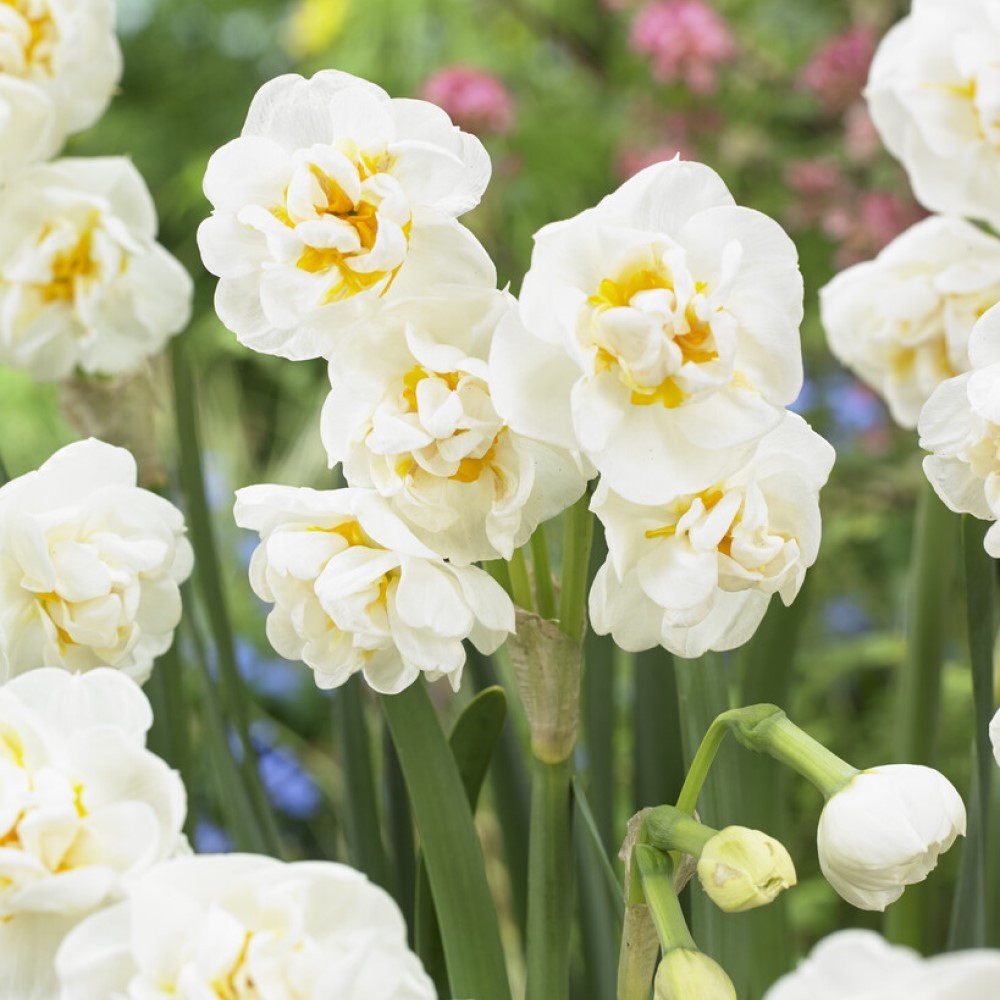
[35, 217, 104, 306]
[588, 263, 718, 409]
[0, 0, 58, 76]
[644, 487, 736, 557]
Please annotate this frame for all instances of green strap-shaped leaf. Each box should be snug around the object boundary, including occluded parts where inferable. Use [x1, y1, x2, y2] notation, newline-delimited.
[383, 681, 512, 1000]
[415, 686, 509, 993]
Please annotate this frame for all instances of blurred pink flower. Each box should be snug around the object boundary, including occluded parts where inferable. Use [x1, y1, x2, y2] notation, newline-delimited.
[827, 192, 926, 268]
[420, 65, 515, 136]
[784, 157, 850, 228]
[616, 144, 692, 180]
[629, 0, 736, 95]
[800, 26, 876, 114]
[843, 101, 879, 163]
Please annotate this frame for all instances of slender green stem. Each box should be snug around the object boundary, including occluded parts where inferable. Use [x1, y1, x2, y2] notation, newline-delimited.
[635, 648, 684, 810]
[643, 806, 716, 857]
[484, 558, 514, 598]
[383, 682, 511, 1000]
[169, 338, 283, 858]
[509, 544, 535, 611]
[558, 492, 594, 640]
[674, 716, 731, 815]
[526, 756, 574, 1000]
[334, 676, 390, 890]
[634, 846, 695, 952]
[530, 524, 556, 620]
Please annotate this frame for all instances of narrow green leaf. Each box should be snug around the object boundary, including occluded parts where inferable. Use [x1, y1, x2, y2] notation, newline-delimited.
[384, 725, 416, 939]
[572, 776, 624, 922]
[575, 819, 621, 1000]
[169, 338, 284, 859]
[383, 681, 511, 1000]
[334, 675, 390, 890]
[634, 647, 684, 811]
[415, 687, 508, 994]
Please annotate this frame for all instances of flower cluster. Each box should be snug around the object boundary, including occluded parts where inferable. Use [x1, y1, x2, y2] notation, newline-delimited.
[820, 0, 1000, 556]
[202, 69, 834, 677]
[0, 1, 192, 383]
[490, 158, 834, 657]
[0, 439, 193, 684]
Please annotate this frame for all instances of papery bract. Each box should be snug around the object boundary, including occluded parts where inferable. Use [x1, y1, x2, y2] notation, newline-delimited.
[491, 159, 804, 505]
[817, 765, 966, 911]
[866, 0, 1000, 226]
[234, 484, 514, 693]
[919, 303, 1000, 554]
[0, 668, 187, 999]
[321, 288, 589, 565]
[821, 215, 1000, 428]
[0, 439, 194, 683]
[55, 854, 435, 1000]
[588, 413, 833, 657]
[198, 69, 495, 361]
[764, 929, 1000, 1000]
[0, 0, 121, 178]
[0, 157, 193, 381]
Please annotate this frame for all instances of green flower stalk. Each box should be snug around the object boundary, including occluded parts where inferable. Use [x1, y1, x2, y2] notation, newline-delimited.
[644, 806, 796, 913]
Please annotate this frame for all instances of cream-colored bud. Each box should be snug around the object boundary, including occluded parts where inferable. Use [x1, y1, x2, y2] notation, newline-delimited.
[654, 948, 737, 1000]
[696, 824, 796, 913]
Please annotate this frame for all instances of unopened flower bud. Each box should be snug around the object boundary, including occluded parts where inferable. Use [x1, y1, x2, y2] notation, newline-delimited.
[697, 824, 797, 913]
[654, 948, 737, 1000]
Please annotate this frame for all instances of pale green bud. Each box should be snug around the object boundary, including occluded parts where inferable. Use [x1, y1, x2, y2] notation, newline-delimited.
[696, 824, 796, 913]
[654, 948, 737, 1000]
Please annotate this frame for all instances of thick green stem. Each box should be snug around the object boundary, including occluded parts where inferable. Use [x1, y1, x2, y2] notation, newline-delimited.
[558, 492, 594, 640]
[510, 545, 535, 611]
[526, 756, 574, 1000]
[886, 486, 957, 949]
[530, 524, 556, 620]
[382, 682, 511, 1000]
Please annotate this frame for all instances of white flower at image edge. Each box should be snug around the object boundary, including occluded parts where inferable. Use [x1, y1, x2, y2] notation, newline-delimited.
[820, 214, 1000, 429]
[0, 157, 194, 381]
[489, 158, 804, 505]
[0, 438, 194, 683]
[817, 765, 966, 911]
[0, 0, 121, 177]
[0, 668, 187, 1000]
[198, 69, 495, 361]
[321, 287, 590, 565]
[234, 484, 514, 693]
[867, 0, 1000, 226]
[588, 413, 834, 658]
[54, 854, 435, 1000]
[919, 303, 1000, 555]
[764, 929, 1000, 1000]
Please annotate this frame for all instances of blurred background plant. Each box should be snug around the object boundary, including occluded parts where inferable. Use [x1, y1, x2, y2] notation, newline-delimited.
[2, 0, 983, 997]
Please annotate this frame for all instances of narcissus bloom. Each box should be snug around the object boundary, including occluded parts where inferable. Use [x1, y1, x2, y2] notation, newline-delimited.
[55, 855, 435, 1000]
[764, 929, 1000, 1000]
[0, 668, 187, 1000]
[0, 0, 121, 178]
[817, 765, 965, 911]
[0, 158, 193, 381]
[589, 413, 833, 657]
[0, 439, 194, 683]
[867, 0, 1000, 226]
[234, 484, 514, 693]
[919, 304, 1000, 555]
[321, 289, 589, 564]
[821, 215, 1000, 428]
[198, 69, 495, 360]
[490, 159, 804, 504]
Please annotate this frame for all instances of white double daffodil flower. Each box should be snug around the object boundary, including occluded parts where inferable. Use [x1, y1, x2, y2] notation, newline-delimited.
[234, 484, 514, 693]
[821, 215, 1000, 429]
[198, 69, 495, 361]
[867, 0, 1000, 227]
[321, 288, 589, 565]
[489, 158, 804, 505]
[0, 0, 121, 178]
[589, 413, 834, 658]
[0, 157, 193, 381]
[0, 668, 187, 1000]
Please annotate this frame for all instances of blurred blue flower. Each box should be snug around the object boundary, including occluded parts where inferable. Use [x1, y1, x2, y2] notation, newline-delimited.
[788, 376, 818, 416]
[194, 818, 234, 854]
[825, 374, 885, 435]
[823, 596, 874, 637]
[250, 720, 323, 820]
[236, 637, 304, 701]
